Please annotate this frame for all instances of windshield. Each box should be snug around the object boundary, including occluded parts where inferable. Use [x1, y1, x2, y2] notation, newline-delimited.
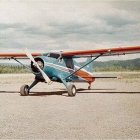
[48, 53, 60, 59]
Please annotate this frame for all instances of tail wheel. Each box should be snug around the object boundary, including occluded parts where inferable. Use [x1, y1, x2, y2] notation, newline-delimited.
[88, 82, 91, 90]
[20, 85, 29, 96]
[88, 85, 91, 90]
[67, 84, 77, 97]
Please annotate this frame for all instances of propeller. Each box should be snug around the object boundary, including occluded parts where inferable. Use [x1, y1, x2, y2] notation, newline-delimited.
[25, 48, 51, 84]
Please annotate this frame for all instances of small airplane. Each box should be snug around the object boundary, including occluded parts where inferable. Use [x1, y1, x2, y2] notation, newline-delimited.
[0, 46, 140, 96]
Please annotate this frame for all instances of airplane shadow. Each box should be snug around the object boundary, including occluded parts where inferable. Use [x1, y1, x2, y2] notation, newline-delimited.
[30, 88, 140, 96]
[28, 88, 117, 96]
[0, 91, 19, 93]
[0, 88, 140, 96]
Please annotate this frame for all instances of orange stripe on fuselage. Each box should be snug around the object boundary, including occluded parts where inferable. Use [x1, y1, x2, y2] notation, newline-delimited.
[74, 69, 95, 83]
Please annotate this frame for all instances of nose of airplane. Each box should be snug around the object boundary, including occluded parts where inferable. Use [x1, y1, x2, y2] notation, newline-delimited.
[31, 59, 44, 73]
[37, 60, 44, 69]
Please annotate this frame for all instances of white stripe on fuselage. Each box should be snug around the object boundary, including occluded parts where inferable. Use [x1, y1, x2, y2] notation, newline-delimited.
[46, 62, 73, 73]
[46, 62, 93, 76]
[46, 62, 86, 81]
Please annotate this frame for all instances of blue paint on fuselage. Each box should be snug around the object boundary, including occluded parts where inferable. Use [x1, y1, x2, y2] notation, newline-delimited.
[36, 56, 81, 83]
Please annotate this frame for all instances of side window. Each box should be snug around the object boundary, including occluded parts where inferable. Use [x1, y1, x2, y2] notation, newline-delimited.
[64, 58, 74, 69]
[49, 53, 60, 59]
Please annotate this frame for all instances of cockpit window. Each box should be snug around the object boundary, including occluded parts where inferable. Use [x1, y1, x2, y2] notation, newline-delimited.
[48, 53, 60, 59]
[64, 58, 74, 69]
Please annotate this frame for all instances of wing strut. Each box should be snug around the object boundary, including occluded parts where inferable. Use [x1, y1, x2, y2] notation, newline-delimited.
[12, 57, 32, 72]
[64, 54, 103, 80]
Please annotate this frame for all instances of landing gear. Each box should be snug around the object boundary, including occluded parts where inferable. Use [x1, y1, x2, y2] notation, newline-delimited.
[88, 86, 91, 90]
[20, 78, 40, 96]
[20, 85, 29, 96]
[67, 84, 77, 97]
[20, 76, 77, 97]
[60, 79, 77, 97]
[88, 82, 91, 90]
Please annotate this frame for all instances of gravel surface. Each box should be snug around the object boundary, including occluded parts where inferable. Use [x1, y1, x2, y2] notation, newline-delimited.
[0, 73, 140, 139]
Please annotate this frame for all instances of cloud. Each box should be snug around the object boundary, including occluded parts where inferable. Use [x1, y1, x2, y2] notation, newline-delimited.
[0, 0, 140, 60]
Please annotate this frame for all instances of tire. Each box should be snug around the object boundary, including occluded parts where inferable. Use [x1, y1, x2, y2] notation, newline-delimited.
[20, 85, 29, 96]
[67, 84, 77, 97]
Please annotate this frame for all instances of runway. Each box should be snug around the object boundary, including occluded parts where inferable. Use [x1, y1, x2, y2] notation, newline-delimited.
[0, 73, 140, 139]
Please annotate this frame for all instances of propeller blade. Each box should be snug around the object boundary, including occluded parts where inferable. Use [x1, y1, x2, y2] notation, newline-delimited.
[25, 48, 51, 84]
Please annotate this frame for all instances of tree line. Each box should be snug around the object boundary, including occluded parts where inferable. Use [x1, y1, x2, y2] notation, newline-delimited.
[0, 58, 140, 73]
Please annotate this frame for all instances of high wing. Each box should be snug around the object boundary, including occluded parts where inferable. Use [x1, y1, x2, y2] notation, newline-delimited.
[62, 46, 140, 57]
[0, 46, 140, 59]
[0, 53, 41, 59]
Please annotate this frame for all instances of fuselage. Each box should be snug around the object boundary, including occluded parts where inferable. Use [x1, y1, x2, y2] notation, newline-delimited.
[31, 53, 95, 84]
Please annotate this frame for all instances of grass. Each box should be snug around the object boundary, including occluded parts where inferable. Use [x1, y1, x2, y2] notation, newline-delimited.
[0, 65, 140, 74]
[94, 66, 140, 72]
[0, 65, 28, 74]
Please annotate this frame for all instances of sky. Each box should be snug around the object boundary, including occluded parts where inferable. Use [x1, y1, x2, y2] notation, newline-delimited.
[0, 0, 140, 61]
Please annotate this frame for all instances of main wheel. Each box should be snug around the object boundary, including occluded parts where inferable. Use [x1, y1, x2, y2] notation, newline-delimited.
[20, 85, 29, 96]
[67, 84, 77, 97]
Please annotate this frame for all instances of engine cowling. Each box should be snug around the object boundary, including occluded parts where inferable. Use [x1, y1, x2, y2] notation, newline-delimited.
[31, 57, 44, 73]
